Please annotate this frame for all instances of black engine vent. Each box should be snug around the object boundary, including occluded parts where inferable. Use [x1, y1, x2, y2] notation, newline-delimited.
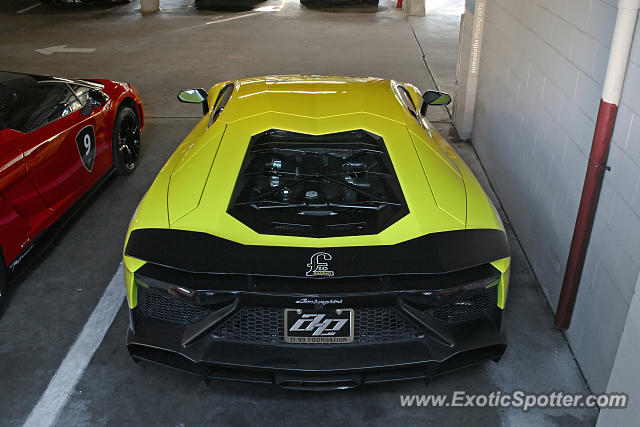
[227, 129, 409, 237]
[137, 285, 209, 325]
[429, 285, 498, 324]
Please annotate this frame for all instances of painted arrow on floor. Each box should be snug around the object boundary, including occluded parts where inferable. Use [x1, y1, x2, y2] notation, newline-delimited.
[35, 45, 96, 55]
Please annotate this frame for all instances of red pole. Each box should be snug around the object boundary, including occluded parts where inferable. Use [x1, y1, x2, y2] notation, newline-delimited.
[554, 3, 638, 329]
[397, 0, 403, 8]
[554, 99, 616, 329]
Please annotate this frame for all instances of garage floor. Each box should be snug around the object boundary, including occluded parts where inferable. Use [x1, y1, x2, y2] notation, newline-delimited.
[0, 1, 598, 426]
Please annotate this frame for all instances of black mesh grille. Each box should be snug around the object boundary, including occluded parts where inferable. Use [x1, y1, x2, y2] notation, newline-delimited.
[356, 307, 421, 343]
[430, 286, 498, 324]
[137, 286, 209, 325]
[214, 307, 283, 344]
[212, 307, 422, 344]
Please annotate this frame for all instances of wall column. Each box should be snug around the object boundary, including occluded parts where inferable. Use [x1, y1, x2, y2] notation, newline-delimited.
[140, 0, 160, 13]
[453, 0, 486, 140]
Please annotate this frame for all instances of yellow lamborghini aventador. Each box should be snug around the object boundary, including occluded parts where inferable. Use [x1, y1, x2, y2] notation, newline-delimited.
[122, 75, 510, 389]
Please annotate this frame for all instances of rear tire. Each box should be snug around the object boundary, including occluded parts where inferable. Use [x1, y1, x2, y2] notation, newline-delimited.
[112, 105, 141, 175]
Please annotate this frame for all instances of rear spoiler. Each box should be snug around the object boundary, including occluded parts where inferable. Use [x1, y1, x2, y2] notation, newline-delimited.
[125, 228, 510, 279]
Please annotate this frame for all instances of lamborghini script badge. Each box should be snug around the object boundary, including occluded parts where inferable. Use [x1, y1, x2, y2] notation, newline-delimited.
[306, 252, 334, 277]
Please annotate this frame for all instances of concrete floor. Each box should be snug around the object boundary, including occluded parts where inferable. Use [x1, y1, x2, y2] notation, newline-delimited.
[0, 1, 597, 426]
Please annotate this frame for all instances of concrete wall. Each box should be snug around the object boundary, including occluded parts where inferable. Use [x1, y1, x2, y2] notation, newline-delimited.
[596, 272, 640, 426]
[454, 0, 485, 139]
[470, 0, 640, 392]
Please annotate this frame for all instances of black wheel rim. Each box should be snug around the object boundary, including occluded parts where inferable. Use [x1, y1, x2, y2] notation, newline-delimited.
[118, 111, 140, 170]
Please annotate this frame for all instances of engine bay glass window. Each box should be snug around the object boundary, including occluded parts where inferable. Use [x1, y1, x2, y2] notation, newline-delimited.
[227, 129, 409, 237]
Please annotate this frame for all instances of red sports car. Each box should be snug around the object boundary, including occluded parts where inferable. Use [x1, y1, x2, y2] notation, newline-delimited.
[0, 71, 144, 308]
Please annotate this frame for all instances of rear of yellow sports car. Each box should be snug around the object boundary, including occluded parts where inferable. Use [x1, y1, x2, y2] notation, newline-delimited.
[122, 76, 510, 389]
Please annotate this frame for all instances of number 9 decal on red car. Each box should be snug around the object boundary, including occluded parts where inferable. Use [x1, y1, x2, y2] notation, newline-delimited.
[75, 125, 96, 172]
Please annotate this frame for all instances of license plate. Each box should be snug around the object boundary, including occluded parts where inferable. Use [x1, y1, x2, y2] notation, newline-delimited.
[284, 308, 354, 344]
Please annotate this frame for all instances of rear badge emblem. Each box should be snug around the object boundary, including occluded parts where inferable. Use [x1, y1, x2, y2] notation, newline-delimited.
[306, 252, 334, 277]
[296, 298, 343, 305]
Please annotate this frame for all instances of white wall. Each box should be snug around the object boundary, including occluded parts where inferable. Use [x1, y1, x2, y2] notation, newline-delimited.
[596, 272, 640, 426]
[471, 0, 640, 392]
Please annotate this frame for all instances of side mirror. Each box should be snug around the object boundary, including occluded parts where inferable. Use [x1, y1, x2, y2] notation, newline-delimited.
[420, 90, 451, 116]
[80, 102, 93, 116]
[178, 88, 209, 116]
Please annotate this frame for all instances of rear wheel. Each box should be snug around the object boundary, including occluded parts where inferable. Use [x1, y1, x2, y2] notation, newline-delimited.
[112, 105, 141, 175]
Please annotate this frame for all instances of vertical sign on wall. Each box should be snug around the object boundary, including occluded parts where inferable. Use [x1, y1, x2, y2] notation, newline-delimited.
[470, 0, 485, 76]
[454, 0, 486, 140]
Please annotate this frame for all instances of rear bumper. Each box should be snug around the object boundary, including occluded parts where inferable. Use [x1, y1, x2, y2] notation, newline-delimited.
[127, 307, 506, 390]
